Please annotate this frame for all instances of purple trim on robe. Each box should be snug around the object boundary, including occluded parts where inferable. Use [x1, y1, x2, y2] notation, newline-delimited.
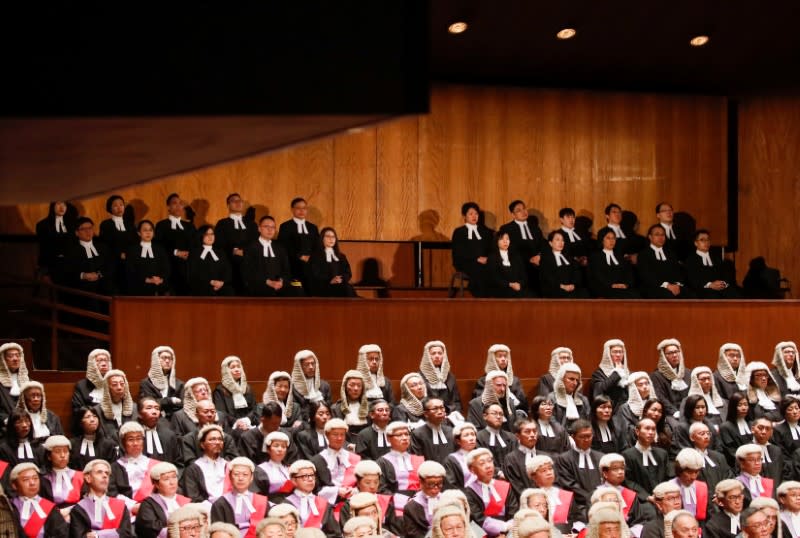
[383, 451, 413, 490]
[223, 492, 252, 530]
[468, 481, 506, 537]
[781, 511, 800, 538]
[45, 469, 75, 505]
[671, 478, 698, 517]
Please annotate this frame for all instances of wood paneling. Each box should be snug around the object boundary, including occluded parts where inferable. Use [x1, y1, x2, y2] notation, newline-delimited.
[5, 86, 728, 254]
[738, 97, 800, 296]
[111, 297, 799, 391]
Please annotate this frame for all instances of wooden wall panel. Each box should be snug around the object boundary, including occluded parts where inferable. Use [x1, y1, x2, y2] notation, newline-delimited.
[5, 86, 729, 258]
[111, 297, 800, 394]
[738, 97, 800, 296]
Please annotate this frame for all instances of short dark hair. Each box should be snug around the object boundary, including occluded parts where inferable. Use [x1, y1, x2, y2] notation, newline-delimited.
[547, 229, 566, 242]
[741, 506, 766, 530]
[647, 223, 666, 236]
[76, 216, 94, 228]
[461, 202, 480, 216]
[693, 228, 710, 241]
[166, 193, 180, 206]
[508, 200, 525, 214]
[259, 215, 275, 225]
[369, 399, 390, 413]
[513, 418, 538, 434]
[596, 226, 616, 245]
[604, 203, 621, 215]
[421, 397, 443, 411]
[559, 207, 575, 218]
[482, 403, 502, 415]
[226, 193, 241, 205]
[105, 195, 124, 213]
[137, 219, 154, 232]
[655, 202, 672, 214]
[569, 419, 593, 435]
[261, 402, 283, 418]
[137, 396, 160, 412]
[291, 197, 306, 208]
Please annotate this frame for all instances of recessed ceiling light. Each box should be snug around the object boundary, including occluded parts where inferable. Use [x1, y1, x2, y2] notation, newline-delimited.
[448, 22, 468, 34]
[690, 35, 709, 47]
[557, 28, 577, 40]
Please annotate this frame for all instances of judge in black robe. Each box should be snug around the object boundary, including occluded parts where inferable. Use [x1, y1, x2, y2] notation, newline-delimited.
[277, 197, 320, 288]
[9, 493, 69, 538]
[485, 231, 529, 298]
[97, 195, 138, 294]
[242, 216, 304, 297]
[154, 193, 196, 295]
[539, 230, 590, 298]
[214, 194, 259, 293]
[187, 225, 234, 296]
[451, 202, 494, 297]
[499, 200, 546, 295]
[125, 220, 172, 296]
[69, 497, 133, 538]
[685, 229, 742, 298]
[636, 224, 695, 298]
[35, 200, 78, 278]
[309, 227, 357, 297]
[589, 227, 640, 298]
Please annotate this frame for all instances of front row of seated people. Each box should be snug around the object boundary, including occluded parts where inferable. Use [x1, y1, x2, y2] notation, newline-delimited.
[2, 338, 800, 537]
[452, 201, 740, 299]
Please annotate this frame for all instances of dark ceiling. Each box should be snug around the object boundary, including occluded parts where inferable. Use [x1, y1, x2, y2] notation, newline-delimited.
[2, 3, 799, 204]
[429, 1, 800, 95]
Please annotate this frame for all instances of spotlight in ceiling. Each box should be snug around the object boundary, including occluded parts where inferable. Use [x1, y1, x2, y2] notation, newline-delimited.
[556, 28, 577, 40]
[690, 35, 709, 47]
[448, 21, 468, 34]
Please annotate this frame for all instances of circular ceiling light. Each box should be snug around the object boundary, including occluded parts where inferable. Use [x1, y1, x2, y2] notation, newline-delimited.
[448, 22, 468, 34]
[557, 28, 577, 40]
[690, 35, 709, 47]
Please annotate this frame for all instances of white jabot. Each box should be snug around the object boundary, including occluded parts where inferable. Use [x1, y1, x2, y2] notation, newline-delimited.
[671, 377, 688, 391]
[700, 450, 717, 468]
[18, 441, 33, 459]
[120, 455, 149, 494]
[562, 227, 580, 242]
[697, 250, 713, 266]
[756, 389, 777, 410]
[55, 216, 67, 233]
[393, 450, 411, 472]
[375, 426, 388, 448]
[598, 424, 612, 443]
[681, 483, 696, 505]
[235, 492, 256, 514]
[500, 250, 511, 267]
[140, 241, 154, 259]
[746, 473, 764, 497]
[89, 386, 103, 403]
[259, 238, 275, 258]
[554, 252, 570, 267]
[162, 494, 180, 513]
[791, 513, 800, 536]
[466, 223, 482, 240]
[759, 444, 772, 463]
[480, 482, 502, 503]
[10, 373, 19, 397]
[200, 245, 219, 261]
[298, 493, 319, 519]
[650, 245, 667, 261]
[316, 430, 327, 449]
[53, 469, 73, 498]
[111, 401, 123, 426]
[21, 497, 46, 520]
[737, 419, 752, 435]
[608, 224, 626, 239]
[29, 412, 50, 438]
[80, 240, 99, 258]
[230, 214, 245, 230]
[145, 428, 163, 454]
[426, 495, 439, 517]
[564, 395, 579, 420]
[91, 494, 116, 523]
[232, 392, 248, 409]
[729, 512, 741, 534]
[703, 394, 720, 415]
[603, 249, 619, 266]
[789, 422, 800, 440]
[662, 223, 675, 240]
[431, 425, 448, 445]
[577, 449, 594, 470]
[111, 215, 125, 232]
[519, 446, 536, 462]
[81, 438, 96, 457]
[293, 218, 309, 234]
[636, 442, 657, 466]
[324, 248, 339, 262]
[487, 427, 507, 448]
[168, 215, 184, 230]
[517, 220, 533, 240]
[787, 376, 800, 392]
[538, 420, 554, 438]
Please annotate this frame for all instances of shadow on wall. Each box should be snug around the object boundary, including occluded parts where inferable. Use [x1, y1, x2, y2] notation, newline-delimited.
[410, 209, 448, 241]
[188, 198, 211, 227]
[127, 199, 149, 223]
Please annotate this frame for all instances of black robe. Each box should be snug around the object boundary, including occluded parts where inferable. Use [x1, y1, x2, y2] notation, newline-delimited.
[214, 216, 259, 293]
[138, 377, 185, 419]
[354, 425, 391, 461]
[476, 427, 516, 464]
[410, 423, 454, 463]
[555, 448, 604, 522]
[212, 384, 257, 423]
[294, 428, 329, 461]
[37, 216, 76, 276]
[450, 224, 494, 297]
[9, 497, 69, 538]
[241, 240, 302, 297]
[621, 445, 673, 502]
[421, 372, 462, 415]
[685, 250, 742, 299]
[71, 379, 103, 431]
[186, 246, 234, 296]
[154, 217, 196, 295]
[485, 250, 529, 298]
[539, 250, 590, 298]
[69, 499, 133, 538]
[588, 250, 639, 299]
[502, 447, 535, 506]
[68, 435, 118, 471]
[140, 421, 181, 464]
[277, 219, 320, 284]
[125, 243, 172, 295]
[636, 245, 694, 299]
[309, 250, 357, 297]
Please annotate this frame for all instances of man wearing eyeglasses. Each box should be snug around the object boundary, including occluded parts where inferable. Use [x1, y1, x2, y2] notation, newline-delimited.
[61, 216, 115, 299]
[284, 459, 340, 538]
[210, 457, 268, 537]
[741, 506, 774, 538]
[650, 339, 691, 418]
[410, 398, 454, 464]
[403, 461, 447, 538]
[777, 480, 800, 538]
[463, 448, 516, 537]
[706, 479, 746, 538]
[736, 443, 775, 505]
[640, 481, 682, 538]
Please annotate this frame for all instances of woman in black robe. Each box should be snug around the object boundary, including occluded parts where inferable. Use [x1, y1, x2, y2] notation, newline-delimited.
[485, 230, 528, 298]
[588, 227, 640, 298]
[98, 195, 138, 293]
[187, 224, 234, 296]
[539, 230, 590, 298]
[68, 406, 118, 471]
[309, 226, 356, 297]
[35, 200, 78, 279]
[126, 219, 171, 295]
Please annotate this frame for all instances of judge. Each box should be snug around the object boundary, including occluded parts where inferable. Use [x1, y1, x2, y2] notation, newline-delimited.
[444, 422, 479, 490]
[650, 339, 691, 417]
[213, 355, 256, 430]
[471, 344, 527, 410]
[135, 462, 192, 538]
[109, 422, 160, 512]
[139, 345, 185, 419]
[262, 371, 303, 431]
[392, 374, 426, 424]
[590, 339, 630, 411]
[15, 381, 64, 440]
[549, 363, 590, 428]
[71, 459, 133, 537]
[181, 424, 232, 504]
[154, 193, 196, 295]
[403, 461, 447, 538]
[714, 343, 749, 401]
[71, 349, 112, 432]
[331, 370, 370, 437]
[355, 344, 394, 404]
[290, 350, 332, 420]
[278, 197, 321, 290]
[772, 341, 800, 397]
[8, 462, 69, 538]
[0, 342, 30, 429]
[467, 371, 517, 431]
[210, 457, 268, 536]
[451, 201, 494, 297]
[283, 459, 340, 537]
[376, 421, 425, 508]
[187, 225, 234, 296]
[243, 215, 304, 297]
[463, 448, 517, 537]
[536, 347, 573, 397]
[418, 340, 462, 416]
[309, 418, 362, 508]
[96, 369, 136, 442]
[254, 431, 294, 500]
